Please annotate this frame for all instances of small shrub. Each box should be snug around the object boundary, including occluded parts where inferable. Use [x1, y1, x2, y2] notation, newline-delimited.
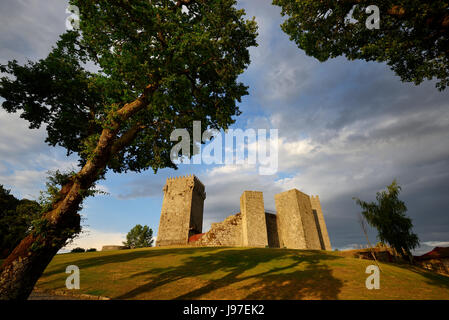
[86, 248, 97, 252]
[71, 247, 85, 253]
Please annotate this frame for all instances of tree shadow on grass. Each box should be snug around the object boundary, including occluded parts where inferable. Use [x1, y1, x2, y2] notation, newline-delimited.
[42, 247, 219, 277]
[407, 265, 449, 290]
[241, 261, 342, 300]
[114, 248, 344, 300]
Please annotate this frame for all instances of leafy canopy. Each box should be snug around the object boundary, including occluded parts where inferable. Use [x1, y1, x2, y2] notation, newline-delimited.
[273, 0, 449, 90]
[354, 180, 420, 256]
[123, 224, 154, 248]
[0, 0, 258, 173]
[0, 185, 41, 258]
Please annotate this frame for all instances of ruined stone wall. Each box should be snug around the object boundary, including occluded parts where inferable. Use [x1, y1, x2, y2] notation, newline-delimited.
[240, 191, 268, 247]
[265, 213, 280, 248]
[156, 175, 206, 247]
[310, 195, 332, 251]
[191, 213, 243, 247]
[155, 176, 333, 251]
[101, 245, 129, 251]
[275, 189, 322, 250]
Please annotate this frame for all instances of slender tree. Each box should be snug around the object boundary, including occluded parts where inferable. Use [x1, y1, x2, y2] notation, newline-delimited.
[353, 180, 420, 261]
[273, 0, 449, 90]
[0, 0, 257, 299]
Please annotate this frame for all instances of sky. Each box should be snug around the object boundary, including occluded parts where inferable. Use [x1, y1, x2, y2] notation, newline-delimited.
[1, 0, 448, 255]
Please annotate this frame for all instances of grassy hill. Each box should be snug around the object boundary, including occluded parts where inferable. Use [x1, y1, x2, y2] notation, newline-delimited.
[26, 247, 449, 299]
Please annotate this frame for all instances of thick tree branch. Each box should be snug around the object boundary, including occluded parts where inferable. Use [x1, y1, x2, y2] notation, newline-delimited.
[110, 123, 147, 155]
[117, 83, 159, 120]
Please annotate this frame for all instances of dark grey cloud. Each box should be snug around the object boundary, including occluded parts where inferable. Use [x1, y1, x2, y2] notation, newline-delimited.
[232, 0, 449, 252]
[0, 0, 68, 62]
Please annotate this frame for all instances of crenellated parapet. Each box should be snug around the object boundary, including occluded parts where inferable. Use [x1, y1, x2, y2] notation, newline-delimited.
[163, 175, 206, 200]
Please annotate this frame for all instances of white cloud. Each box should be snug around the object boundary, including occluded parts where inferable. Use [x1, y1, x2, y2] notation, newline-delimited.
[0, 110, 79, 198]
[0, 111, 47, 164]
[422, 241, 449, 248]
[334, 244, 360, 251]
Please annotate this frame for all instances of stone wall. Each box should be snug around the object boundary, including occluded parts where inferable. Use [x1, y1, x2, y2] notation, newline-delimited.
[101, 245, 129, 251]
[275, 189, 322, 250]
[191, 213, 243, 247]
[310, 195, 332, 250]
[240, 191, 268, 247]
[156, 175, 206, 247]
[189, 178, 206, 237]
[265, 213, 280, 248]
[191, 212, 283, 248]
[155, 176, 333, 251]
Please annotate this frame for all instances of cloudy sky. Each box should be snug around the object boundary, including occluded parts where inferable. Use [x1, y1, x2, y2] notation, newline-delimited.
[1, 0, 448, 254]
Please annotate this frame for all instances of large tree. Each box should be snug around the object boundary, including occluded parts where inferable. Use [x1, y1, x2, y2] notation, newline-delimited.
[273, 0, 449, 90]
[123, 225, 154, 249]
[0, 0, 257, 299]
[354, 180, 420, 260]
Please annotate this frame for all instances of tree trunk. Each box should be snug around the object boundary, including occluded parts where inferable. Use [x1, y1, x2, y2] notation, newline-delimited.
[0, 126, 116, 299]
[0, 181, 84, 300]
[0, 86, 155, 300]
[0, 128, 114, 299]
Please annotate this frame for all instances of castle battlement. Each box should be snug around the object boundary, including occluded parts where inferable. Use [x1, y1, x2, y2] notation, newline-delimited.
[164, 175, 205, 196]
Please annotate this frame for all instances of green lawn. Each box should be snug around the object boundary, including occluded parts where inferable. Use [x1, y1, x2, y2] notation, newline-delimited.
[28, 247, 449, 299]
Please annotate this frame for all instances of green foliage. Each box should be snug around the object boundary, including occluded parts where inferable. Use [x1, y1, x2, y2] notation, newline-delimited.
[0, 185, 42, 258]
[353, 180, 420, 257]
[0, 0, 258, 173]
[71, 247, 86, 253]
[38, 170, 105, 213]
[86, 248, 97, 252]
[26, 170, 106, 251]
[123, 225, 154, 249]
[273, 0, 449, 90]
[38, 170, 78, 213]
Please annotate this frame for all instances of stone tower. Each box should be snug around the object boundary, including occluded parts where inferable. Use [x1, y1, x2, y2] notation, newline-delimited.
[310, 195, 332, 250]
[274, 189, 322, 250]
[240, 191, 268, 247]
[156, 175, 206, 247]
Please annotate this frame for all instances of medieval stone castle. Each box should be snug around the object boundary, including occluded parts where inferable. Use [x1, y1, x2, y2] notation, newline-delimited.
[156, 175, 332, 250]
